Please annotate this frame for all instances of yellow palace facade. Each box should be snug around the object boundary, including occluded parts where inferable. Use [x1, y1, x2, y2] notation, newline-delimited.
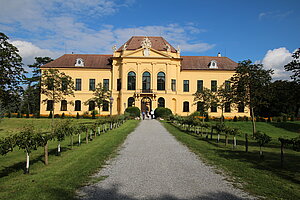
[40, 36, 249, 117]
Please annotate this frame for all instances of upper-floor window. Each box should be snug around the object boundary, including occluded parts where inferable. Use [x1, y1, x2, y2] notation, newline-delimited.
[209, 60, 218, 68]
[127, 71, 136, 90]
[197, 80, 203, 92]
[211, 80, 217, 92]
[103, 79, 109, 91]
[117, 79, 121, 91]
[225, 80, 231, 91]
[183, 80, 189, 92]
[61, 78, 68, 91]
[75, 79, 81, 91]
[75, 58, 84, 67]
[142, 71, 151, 90]
[157, 72, 165, 90]
[171, 79, 176, 91]
[47, 78, 54, 90]
[89, 79, 95, 91]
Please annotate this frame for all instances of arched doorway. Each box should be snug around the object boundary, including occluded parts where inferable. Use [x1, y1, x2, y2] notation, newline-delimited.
[141, 97, 152, 113]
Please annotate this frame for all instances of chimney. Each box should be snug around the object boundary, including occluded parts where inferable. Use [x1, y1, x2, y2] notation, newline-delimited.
[217, 52, 221, 57]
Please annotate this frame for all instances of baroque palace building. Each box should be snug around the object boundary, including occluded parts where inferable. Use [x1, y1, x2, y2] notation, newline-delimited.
[40, 36, 248, 117]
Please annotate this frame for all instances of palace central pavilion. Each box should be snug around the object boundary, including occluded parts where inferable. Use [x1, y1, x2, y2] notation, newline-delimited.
[40, 36, 248, 117]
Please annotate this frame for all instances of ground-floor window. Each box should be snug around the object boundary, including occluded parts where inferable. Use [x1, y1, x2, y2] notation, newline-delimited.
[158, 97, 165, 107]
[103, 100, 109, 111]
[46, 100, 53, 111]
[238, 102, 244, 112]
[128, 97, 135, 107]
[211, 103, 217, 112]
[89, 101, 95, 111]
[75, 100, 81, 111]
[225, 102, 231, 113]
[197, 101, 204, 113]
[183, 101, 189, 112]
[61, 100, 67, 111]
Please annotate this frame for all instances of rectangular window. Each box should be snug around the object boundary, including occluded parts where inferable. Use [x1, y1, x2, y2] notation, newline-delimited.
[103, 101, 109, 111]
[197, 102, 204, 113]
[48, 79, 54, 90]
[211, 80, 217, 92]
[211, 102, 217, 112]
[117, 79, 121, 91]
[61, 78, 67, 91]
[46, 100, 53, 111]
[75, 100, 81, 111]
[61, 100, 67, 111]
[183, 101, 189, 112]
[183, 80, 189, 92]
[238, 103, 245, 113]
[89, 79, 95, 91]
[197, 80, 203, 92]
[103, 79, 109, 91]
[171, 79, 176, 91]
[75, 79, 82, 91]
[225, 80, 230, 91]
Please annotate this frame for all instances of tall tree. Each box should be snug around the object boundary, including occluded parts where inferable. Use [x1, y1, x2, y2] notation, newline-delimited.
[285, 48, 300, 83]
[230, 60, 273, 135]
[85, 83, 111, 116]
[40, 68, 74, 165]
[0, 32, 26, 109]
[24, 57, 53, 115]
[193, 87, 215, 122]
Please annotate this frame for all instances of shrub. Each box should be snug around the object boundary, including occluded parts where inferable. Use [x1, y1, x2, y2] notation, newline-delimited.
[125, 107, 141, 118]
[244, 116, 249, 122]
[7, 113, 11, 118]
[233, 116, 237, 122]
[61, 113, 65, 119]
[205, 114, 209, 122]
[291, 115, 295, 121]
[54, 114, 60, 118]
[282, 115, 287, 122]
[92, 110, 96, 119]
[154, 107, 172, 119]
[76, 112, 80, 119]
[238, 116, 243, 121]
[277, 117, 282, 122]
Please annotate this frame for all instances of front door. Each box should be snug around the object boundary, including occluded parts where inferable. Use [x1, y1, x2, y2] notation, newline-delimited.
[141, 97, 152, 113]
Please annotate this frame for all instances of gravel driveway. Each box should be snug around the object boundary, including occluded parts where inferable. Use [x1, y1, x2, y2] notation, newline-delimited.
[77, 119, 254, 200]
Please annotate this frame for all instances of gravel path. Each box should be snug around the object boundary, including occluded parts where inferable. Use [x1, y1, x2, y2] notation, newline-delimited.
[77, 119, 254, 200]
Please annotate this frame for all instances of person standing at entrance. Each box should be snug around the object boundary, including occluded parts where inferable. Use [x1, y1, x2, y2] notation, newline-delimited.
[142, 111, 145, 120]
[150, 109, 154, 119]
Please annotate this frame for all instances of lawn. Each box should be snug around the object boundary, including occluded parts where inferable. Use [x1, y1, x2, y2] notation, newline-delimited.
[0, 118, 140, 200]
[163, 121, 300, 200]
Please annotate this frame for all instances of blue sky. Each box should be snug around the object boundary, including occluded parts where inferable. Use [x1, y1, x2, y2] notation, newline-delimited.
[0, 0, 299, 79]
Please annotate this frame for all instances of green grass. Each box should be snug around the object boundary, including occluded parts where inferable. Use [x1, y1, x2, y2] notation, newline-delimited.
[163, 121, 300, 200]
[0, 119, 139, 200]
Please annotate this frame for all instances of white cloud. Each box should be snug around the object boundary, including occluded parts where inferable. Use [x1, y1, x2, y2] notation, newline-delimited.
[261, 47, 293, 80]
[258, 10, 293, 21]
[11, 40, 60, 67]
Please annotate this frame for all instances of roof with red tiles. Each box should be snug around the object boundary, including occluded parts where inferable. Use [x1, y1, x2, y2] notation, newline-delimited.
[117, 36, 177, 53]
[41, 54, 112, 69]
[181, 56, 237, 70]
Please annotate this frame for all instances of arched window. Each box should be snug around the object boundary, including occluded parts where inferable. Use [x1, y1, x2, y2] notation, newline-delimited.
[89, 101, 95, 111]
[61, 100, 67, 111]
[46, 100, 53, 111]
[157, 72, 165, 90]
[158, 97, 165, 107]
[183, 101, 189, 112]
[75, 100, 81, 111]
[103, 100, 109, 111]
[142, 71, 151, 91]
[127, 71, 136, 90]
[128, 97, 135, 107]
[211, 102, 217, 112]
[225, 102, 231, 113]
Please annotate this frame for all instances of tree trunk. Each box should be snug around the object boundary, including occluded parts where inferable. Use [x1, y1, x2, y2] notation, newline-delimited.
[86, 129, 89, 144]
[44, 142, 48, 165]
[259, 146, 263, 158]
[280, 142, 284, 167]
[251, 107, 256, 136]
[233, 136, 236, 148]
[25, 152, 30, 174]
[98, 127, 101, 135]
[221, 106, 224, 123]
[217, 134, 220, 143]
[245, 133, 248, 152]
[210, 127, 213, 140]
[57, 142, 61, 156]
[225, 135, 228, 146]
[78, 134, 81, 146]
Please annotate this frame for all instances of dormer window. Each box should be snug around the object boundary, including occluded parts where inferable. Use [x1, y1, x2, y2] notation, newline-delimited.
[75, 58, 84, 67]
[209, 60, 218, 69]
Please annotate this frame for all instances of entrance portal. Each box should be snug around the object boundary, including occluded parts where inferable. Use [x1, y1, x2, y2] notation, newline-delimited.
[141, 97, 152, 113]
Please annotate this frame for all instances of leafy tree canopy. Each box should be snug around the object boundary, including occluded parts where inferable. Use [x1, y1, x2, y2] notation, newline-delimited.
[285, 48, 300, 83]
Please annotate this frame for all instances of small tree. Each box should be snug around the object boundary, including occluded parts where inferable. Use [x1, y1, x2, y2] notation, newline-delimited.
[217, 83, 233, 123]
[85, 83, 111, 116]
[41, 69, 74, 162]
[193, 87, 214, 122]
[254, 131, 271, 158]
[284, 48, 300, 83]
[15, 125, 39, 174]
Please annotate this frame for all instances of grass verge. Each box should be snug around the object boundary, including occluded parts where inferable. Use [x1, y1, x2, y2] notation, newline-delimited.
[0, 120, 139, 200]
[163, 121, 300, 200]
